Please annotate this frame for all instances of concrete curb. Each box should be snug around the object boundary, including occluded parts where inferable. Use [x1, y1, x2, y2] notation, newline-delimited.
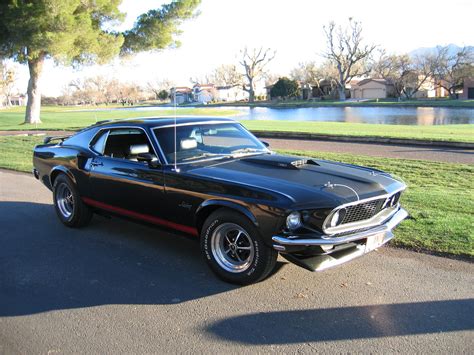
[252, 130, 474, 149]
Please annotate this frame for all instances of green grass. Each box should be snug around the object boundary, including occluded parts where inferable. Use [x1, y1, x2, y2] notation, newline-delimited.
[0, 106, 239, 131]
[277, 149, 474, 258]
[0, 135, 472, 258]
[208, 98, 474, 108]
[0, 135, 40, 172]
[241, 120, 474, 143]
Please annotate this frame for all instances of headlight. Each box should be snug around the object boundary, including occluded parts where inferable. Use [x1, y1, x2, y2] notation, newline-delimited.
[286, 211, 302, 230]
[329, 208, 346, 227]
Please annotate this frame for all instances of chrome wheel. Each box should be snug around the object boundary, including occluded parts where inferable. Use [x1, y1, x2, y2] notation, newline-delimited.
[210, 223, 255, 273]
[56, 183, 74, 219]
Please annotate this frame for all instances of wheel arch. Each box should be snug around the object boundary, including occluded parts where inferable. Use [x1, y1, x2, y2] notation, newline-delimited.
[50, 166, 77, 187]
[195, 200, 258, 235]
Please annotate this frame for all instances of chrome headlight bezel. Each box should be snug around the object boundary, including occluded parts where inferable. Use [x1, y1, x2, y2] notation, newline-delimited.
[286, 211, 302, 230]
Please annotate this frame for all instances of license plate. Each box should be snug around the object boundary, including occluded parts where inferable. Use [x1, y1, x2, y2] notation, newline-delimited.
[365, 233, 385, 252]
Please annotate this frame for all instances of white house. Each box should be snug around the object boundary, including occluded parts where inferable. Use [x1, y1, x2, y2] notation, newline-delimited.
[170, 87, 192, 104]
[0, 94, 26, 107]
[216, 85, 248, 102]
[192, 84, 216, 104]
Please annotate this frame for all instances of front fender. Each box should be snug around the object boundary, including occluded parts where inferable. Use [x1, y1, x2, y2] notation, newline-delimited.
[196, 199, 259, 227]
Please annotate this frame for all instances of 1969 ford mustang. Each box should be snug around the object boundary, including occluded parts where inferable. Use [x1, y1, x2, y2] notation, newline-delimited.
[33, 117, 408, 284]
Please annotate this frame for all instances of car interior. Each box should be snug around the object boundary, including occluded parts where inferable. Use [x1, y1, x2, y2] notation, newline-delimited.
[101, 129, 154, 162]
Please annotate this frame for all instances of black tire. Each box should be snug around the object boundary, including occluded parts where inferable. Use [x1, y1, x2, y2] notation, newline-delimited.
[53, 174, 92, 228]
[200, 209, 278, 285]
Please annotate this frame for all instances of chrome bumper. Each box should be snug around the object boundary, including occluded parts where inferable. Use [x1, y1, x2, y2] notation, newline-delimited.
[272, 207, 408, 249]
[273, 208, 408, 272]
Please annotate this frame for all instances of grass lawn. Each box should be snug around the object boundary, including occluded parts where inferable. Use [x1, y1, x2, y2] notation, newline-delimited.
[0, 135, 472, 258]
[0, 105, 239, 131]
[242, 120, 474, 143]
[277, 149, 474, 258]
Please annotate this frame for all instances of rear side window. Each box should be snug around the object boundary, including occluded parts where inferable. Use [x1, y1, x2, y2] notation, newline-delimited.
[90, 130, 109, 155]
[90, 128, 155, 163]
[104, 129, 151, 159]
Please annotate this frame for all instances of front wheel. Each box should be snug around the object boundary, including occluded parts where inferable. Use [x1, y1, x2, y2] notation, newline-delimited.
[200, 209, 278, 285]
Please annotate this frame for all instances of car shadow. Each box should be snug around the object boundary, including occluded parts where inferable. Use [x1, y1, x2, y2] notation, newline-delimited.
[1, 201, 285, 316]
[204, 299, 474, 344]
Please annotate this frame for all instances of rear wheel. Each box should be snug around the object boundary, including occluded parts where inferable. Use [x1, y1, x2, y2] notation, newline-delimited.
[200, 209, 278, 285]
[53, 174, 92, 228]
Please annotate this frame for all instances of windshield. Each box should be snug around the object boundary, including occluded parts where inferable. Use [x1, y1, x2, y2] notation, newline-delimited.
[153, 122, 268, 164]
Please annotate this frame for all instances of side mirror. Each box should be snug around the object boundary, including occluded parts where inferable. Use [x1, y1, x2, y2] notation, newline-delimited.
[261, 140, 270, 148]
[137, 153, 161, 168]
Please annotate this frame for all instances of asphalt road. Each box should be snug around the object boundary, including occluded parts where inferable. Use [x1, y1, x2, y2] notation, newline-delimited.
[1, 169, 473, 353]
[265, 138, 474, 164]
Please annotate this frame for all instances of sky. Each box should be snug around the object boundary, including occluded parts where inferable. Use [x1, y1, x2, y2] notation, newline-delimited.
[10, 0, 474, 96]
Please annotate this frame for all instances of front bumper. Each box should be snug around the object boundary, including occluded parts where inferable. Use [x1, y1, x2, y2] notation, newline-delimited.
[272, 207, 408, 271]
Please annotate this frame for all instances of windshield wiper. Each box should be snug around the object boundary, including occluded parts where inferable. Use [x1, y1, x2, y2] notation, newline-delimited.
[182, 152, 230, 162]
[231, 148, 266, 158]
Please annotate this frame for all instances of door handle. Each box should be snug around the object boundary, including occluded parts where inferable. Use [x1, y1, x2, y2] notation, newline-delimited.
[91, 161, 104, 167]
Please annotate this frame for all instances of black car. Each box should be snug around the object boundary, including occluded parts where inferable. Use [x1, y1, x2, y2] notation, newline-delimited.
[33, 117, 408, 284]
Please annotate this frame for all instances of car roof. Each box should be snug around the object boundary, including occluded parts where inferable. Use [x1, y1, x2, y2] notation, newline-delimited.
[92, 116, 238, 129]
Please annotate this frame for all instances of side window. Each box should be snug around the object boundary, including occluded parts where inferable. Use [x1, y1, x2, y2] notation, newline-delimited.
[90, 130, 109, 155]
[103, 129, 154, 162]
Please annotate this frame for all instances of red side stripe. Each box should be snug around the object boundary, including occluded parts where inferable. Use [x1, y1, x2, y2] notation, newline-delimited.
[82, 197, 198, 236]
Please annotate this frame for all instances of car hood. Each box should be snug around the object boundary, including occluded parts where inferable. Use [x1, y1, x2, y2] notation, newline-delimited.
[188, 153, 405, 208]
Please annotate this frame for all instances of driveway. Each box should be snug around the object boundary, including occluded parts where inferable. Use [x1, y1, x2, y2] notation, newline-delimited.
[0, 169, 473, 353]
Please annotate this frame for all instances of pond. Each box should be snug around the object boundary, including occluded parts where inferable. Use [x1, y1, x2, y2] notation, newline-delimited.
[230, 106, 474, 125]
[91, 105, 474, 125]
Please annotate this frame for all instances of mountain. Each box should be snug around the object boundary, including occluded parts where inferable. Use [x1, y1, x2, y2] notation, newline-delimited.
[409, 44, 474, 57]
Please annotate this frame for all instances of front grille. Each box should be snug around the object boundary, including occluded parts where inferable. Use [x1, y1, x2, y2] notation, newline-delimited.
[340, 198, 385, 225]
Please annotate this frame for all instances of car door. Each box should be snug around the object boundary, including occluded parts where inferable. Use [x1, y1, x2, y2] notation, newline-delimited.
[87, 127, 167, 220]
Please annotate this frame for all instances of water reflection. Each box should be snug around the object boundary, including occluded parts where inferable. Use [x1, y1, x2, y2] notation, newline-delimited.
[83, 105, 474, 125]
[235, 106, 474, 125]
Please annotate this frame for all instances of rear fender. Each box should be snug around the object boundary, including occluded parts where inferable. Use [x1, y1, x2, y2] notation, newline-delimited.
[50, 166, 77, 187]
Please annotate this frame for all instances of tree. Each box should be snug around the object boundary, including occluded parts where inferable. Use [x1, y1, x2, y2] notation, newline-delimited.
[147, 78, 173, 100]
[270, 77, 300, 99]
[0, 0, 200, 124]
[373, 50, 442, 99]
[433, 46, 474, 98]
[0, 60, 16, 106]
[239, 47, 275, 102]
[158, 89, 169, 101]
[211, 64, 242, 87]
[323, 18, 376, 100]
[372, 51, 409, 97]
[290, 61, 321, 85]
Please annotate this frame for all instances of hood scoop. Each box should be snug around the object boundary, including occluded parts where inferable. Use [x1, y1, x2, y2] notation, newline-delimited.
[243, 155, 319, 170]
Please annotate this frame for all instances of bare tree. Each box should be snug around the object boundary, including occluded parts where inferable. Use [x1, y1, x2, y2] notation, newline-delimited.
[68, 78, 96, 104]
[290, 61, 320, 84]
[147, 78, 174, 100]
[239, 47, 276, 102]
[433, 46, 474, 98]
[264, 72, 280, 87]
[189, 74, 213, 86]
[323, 18, 376, 100]
[211, 64, 242, 87]
[372, 50, 441, 99]
[0, 60, 16, 106]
